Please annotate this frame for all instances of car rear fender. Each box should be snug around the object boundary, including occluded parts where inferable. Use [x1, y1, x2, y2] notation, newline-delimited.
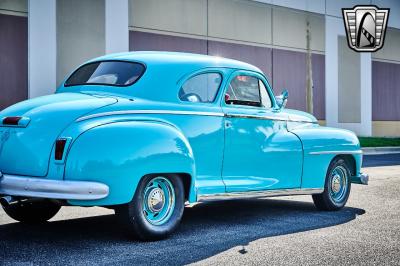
[64, 120, 196, 206]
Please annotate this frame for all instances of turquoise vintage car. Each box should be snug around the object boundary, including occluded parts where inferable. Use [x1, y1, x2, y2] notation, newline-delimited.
[0, 52, 368, 240]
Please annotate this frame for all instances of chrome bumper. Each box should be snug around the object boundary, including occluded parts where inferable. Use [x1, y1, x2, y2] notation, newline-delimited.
[0, 171, 109, 200]
[351, 173, 369, 185]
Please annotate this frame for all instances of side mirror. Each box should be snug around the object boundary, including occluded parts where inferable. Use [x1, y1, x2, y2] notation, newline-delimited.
[275, 89, 288, 110]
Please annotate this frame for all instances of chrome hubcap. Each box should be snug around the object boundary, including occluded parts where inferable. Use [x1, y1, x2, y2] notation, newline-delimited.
[147, 188, 165, 212]
[331, 175, 342, 193]
[143, 177, 175, 226]
[329, 165, 348, 203]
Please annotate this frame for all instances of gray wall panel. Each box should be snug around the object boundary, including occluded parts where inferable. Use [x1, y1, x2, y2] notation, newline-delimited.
[0, 0, 27, 13]
[208, 41, 272, 81]
[57, 0, 105, 84]
[208, 0, 272, 44]
[129, 0, 207, 36]
[0, 14, 27, 111]
[338, 36, 360, 123]
[373, 28, 400, 63]
[130, 31, 207, 54]
[272, 49, 307, 112]
[372, 61, 400, 121]
[272, 7, 325, 52]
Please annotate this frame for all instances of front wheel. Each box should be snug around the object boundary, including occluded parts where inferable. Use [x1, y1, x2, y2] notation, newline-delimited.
[312, 157, 352, 211]
[115, 174, 185, 241]
[2, 199, 61, 223]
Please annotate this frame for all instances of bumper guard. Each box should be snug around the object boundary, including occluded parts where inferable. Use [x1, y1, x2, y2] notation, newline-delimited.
[351, 173, 369, 185]
[0, 171, 109, 200]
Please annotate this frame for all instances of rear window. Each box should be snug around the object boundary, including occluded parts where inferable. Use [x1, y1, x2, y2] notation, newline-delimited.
[65, 61, 145, 87]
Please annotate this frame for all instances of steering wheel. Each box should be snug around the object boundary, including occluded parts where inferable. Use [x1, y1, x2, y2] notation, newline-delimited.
[181, 93, 202, 103]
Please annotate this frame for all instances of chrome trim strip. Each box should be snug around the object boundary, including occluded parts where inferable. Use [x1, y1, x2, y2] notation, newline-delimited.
[309, 150, 363, 155]
[77, 109, 316, 124]
[0, 174, 109, 200]
[76, 110, 225, 122]
[225, 113, 287, 122]
[197, 188, 323, 202]
[225, 113, 317, 123]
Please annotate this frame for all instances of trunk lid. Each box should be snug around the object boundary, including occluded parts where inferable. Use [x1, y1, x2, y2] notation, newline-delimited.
[0, 92, 117, 177]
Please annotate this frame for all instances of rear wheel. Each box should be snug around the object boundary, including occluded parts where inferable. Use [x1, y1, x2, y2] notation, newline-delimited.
[2, 199, 61, 223]
[115, 174, 185, 241]
[312, 157, 352, 211]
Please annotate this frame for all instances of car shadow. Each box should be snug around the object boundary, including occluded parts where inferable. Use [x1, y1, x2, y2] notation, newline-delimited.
[0, 198, 365, 265]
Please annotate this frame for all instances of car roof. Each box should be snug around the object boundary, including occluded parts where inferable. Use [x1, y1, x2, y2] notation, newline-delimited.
[92, 51, 262, 73]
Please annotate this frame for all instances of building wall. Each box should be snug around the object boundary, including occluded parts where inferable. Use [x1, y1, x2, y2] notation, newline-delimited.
[0, 0, 27, 111]
[129, 0, 326, 119]
[130, 0, 207, 36]
[208, 0, 271, 44]
[371, 28, 400, 136]
[1, 0, 399, 136]
[0, 0, 27, 15]
[56, 0, 105, 85]
[338, 36, 361, 123]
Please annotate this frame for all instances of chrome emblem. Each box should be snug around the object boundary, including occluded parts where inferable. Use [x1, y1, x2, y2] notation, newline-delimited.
[342, 5, 390, 52]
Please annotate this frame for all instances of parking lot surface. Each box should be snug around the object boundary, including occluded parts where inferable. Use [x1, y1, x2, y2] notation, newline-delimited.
[0, 154, 399, 265]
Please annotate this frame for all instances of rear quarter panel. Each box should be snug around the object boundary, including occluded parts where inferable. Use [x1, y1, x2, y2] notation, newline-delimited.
[64, 120, 195, 206]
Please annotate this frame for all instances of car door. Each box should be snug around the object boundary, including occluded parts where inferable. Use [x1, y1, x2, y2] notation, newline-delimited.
[221, 70, 303, 192]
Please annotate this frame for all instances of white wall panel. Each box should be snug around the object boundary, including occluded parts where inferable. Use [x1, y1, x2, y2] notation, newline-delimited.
[28, 0, 56, 97]
[106, 0, 129, 54]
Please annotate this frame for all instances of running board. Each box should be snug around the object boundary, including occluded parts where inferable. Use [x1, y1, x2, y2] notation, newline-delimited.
[197, 188, 324, 202]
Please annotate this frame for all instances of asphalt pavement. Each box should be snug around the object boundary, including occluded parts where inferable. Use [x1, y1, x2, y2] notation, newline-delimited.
[0, 154, 399, 265]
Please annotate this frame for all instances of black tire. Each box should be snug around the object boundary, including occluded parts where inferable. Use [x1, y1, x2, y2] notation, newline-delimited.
[2, 199, 61, 223]
[115, 174, 185, 241]
[312, 157, 352, 211]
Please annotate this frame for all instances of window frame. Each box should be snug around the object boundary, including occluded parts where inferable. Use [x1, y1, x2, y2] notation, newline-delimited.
[177, 70, 224, 104]
[222, 70, 275, 110]
[64, 60, 147, 88]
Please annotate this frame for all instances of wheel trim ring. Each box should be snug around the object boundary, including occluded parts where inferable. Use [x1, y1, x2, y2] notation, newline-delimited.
[143, 177, 175, 226]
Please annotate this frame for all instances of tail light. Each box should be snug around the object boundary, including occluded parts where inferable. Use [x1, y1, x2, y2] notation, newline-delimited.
[1, 116, 30, 127]
[3, 117, 22, 125]
[55, 138, 68, 161]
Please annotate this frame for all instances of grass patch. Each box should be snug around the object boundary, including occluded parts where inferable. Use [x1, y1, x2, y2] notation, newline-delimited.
[358, 137, 400, 147]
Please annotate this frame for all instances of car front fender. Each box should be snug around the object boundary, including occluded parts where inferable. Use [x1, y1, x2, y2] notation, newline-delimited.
[290, 125, 362, 189]
[64, 120, 195, 206]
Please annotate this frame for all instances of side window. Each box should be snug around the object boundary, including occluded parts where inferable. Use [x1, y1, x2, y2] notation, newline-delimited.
[259, 80, 272, 108]
[225, 75, 261, 107]
[179, 73, 222, 103]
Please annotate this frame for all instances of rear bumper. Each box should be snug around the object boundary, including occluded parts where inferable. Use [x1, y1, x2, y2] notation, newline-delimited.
[0, 171, 109, 200]
[351, 173, 369, 185]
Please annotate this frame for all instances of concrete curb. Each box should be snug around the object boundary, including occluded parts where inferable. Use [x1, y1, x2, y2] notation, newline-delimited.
[362, 146, 400, 155]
